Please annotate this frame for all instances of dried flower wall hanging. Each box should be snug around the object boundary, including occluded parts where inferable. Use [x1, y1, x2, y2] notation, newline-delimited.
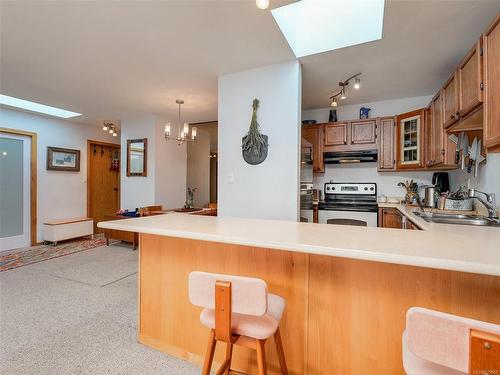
[242, 99, 268, 165]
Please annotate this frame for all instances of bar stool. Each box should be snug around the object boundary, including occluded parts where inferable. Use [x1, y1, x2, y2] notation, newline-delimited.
[188, 271, 288, 375]
[403, 307, 500, 374]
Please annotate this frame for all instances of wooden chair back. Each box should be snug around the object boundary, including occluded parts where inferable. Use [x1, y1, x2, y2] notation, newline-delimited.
[188, 271, 268, 316]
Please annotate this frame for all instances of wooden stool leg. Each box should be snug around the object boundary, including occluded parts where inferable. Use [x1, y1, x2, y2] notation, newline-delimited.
[256, 339, 267, 375]
[274, 328, 288, 374]
[202, 329, 217, 375]
[224, 342, 233, 375]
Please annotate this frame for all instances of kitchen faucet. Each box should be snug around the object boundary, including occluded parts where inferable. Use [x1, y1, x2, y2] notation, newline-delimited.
[468, 189, 499, 219]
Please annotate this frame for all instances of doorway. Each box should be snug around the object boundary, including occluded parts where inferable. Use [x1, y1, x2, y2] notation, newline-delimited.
[87, 140, 120, 233]
[0, 129, 37, 250]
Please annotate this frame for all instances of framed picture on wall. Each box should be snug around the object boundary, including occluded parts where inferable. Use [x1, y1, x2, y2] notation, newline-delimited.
[47, 147, 80, 171]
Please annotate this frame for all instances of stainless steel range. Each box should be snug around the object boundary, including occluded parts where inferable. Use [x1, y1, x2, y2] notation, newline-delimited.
[318, 182, 378, 227]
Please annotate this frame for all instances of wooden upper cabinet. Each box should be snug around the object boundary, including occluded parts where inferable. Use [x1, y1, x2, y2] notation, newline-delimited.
[378, 117, 396, 170]
[442, 72, 460, 128]
[484, 13, 500, 150]
[424, 105, 433, 167]
[458, 40, 483, 118]
[396, 109, 425, 169]
[325, 122, 348, 146]
[302, 124, 324, 173]
[351, 120, 376, 144]
[431, 92, 445, 166]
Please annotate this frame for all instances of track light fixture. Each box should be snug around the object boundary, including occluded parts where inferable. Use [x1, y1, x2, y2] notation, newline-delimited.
[340, 88, 347, 100]
[328, 73, 361, 106]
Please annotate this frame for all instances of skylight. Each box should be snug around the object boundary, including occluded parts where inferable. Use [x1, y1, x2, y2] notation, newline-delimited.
[271, 0, 385, 58]
[0, 94, 82, 118]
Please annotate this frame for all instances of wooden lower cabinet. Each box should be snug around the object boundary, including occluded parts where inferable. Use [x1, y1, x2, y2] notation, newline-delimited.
[139, 234, 499, 375]
[378, 207, 403, 228]
[378, 208, 421, 230]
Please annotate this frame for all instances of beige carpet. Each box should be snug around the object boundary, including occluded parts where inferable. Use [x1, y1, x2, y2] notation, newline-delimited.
[0, 243, 201, 375]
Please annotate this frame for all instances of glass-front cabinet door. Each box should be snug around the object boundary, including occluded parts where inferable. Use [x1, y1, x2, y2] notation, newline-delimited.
[396, 109, 425, 169]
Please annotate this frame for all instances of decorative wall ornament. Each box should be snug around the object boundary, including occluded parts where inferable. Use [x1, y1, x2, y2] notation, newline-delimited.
[359, 107, 371, 119]
[329, 109, 337, 122]
[46, 147, 80, 172]
[242, 99, 268, 165]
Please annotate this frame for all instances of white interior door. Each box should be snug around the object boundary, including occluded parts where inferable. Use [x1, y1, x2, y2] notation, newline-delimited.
[0, 133, 31, 251]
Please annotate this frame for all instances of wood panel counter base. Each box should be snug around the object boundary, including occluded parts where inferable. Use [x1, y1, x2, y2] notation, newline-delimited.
[138, 233, 500, 375]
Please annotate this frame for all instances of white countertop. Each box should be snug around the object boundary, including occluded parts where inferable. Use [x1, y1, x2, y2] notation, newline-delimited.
[98, 210, 500, 276]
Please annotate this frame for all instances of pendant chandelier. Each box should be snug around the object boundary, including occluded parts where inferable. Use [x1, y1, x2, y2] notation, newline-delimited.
[102, 121, 118, 137]
[164, 99, 197, 145]
[329, 73, 361, 107]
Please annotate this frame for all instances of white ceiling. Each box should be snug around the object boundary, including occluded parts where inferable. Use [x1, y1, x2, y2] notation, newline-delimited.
[1, 1, 499, 126]
[301, 0, 500, 109]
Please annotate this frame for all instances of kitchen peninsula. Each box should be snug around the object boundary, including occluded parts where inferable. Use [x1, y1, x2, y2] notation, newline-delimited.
[98, 213, 500, 374]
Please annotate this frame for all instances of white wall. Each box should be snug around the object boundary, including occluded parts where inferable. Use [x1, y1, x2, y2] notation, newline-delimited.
[120, 116, 187, 210]
[187, 128, 210, 208]
[303, 95, 435, 196]
[120, 116, 156, 210]
[314, 164, 434, 198]
[154, 118, 187, 209]
[218, 61, 302, 221]
[0, 107, 118, 241]
[449, 153, 500, 210]
[302, 95, 433, 123]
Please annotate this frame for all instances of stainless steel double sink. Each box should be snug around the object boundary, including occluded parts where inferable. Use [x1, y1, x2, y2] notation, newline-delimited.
[413, 211, 500, 227]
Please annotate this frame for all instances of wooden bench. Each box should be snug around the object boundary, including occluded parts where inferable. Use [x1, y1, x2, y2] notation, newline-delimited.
[43, 218, 94, 246]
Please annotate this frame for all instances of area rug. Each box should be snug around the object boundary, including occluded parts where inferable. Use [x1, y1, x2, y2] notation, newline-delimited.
[0, 235, 116, 272]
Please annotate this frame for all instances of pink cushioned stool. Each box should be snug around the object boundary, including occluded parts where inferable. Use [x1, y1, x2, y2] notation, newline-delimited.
[403, 307, 500, 375]
[189, 271, 288, 375]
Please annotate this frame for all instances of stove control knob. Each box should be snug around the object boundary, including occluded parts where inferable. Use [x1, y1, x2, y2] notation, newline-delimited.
[332, 186, 335, 190]
[364, 187, 368, 191]
[370, 187, 374, 191]
[327, 187, 330, 191]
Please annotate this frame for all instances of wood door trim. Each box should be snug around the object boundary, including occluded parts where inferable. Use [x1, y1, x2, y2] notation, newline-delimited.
[0, 127, 37, 245]
[86, 140, 121, 219]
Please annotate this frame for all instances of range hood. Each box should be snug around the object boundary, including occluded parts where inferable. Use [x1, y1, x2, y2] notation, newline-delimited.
[324, 149, 378, 164]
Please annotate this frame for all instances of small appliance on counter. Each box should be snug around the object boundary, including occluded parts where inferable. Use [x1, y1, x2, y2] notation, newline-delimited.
[300, 182, 314, 223]
[421, 186, 439, 208]
[432, 172, 449, 194]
